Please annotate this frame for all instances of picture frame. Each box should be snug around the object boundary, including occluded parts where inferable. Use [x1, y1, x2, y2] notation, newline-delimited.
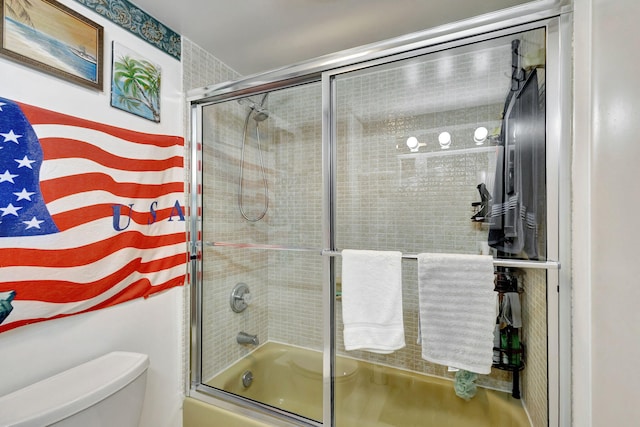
[0, 0, 103, 90]
[111, 41, 161, 123]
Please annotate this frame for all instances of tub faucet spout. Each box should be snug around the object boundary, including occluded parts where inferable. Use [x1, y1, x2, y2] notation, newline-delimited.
[237, 332, 259, 346]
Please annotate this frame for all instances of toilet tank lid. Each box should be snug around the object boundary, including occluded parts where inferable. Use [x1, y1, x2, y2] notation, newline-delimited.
[0, 351, 149, 427]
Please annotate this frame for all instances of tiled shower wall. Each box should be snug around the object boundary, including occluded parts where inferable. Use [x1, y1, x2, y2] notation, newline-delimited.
[521, 269, 548, 427]
[267, 88, 324, 350]
[192, 28, 548, 427]
[200, 97, 273, 379]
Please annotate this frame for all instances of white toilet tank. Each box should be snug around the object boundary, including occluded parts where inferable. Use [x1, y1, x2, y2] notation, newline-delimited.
[0, 351, 149, 427]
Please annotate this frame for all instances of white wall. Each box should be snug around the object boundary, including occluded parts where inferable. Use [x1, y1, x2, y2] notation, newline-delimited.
[0, 1, 185, 426]
[573, 0, 640, 425]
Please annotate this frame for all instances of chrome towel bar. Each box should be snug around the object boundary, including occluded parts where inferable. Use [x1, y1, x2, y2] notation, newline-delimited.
[204, 242, 560, 270]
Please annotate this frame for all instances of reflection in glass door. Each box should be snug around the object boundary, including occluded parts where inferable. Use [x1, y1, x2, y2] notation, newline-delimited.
[197, 81, 325, 424]
[330, 28, 548, 427]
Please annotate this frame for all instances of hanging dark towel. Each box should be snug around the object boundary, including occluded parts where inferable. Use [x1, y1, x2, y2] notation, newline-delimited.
[488, 68, 546, 259]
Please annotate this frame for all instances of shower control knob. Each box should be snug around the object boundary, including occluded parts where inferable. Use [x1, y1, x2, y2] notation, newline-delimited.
[230, 283, 252, 313]
[242, 292, 253, 305]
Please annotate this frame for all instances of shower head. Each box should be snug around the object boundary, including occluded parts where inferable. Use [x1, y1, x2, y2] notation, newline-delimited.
[252, 107, 269, 122]
[238, 97, 270, 122]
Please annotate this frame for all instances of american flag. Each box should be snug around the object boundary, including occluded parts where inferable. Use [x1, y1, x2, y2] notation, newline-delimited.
[0, 97, 186, 333]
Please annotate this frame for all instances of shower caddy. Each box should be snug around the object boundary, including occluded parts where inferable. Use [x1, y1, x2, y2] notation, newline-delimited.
[493, 268, 525, 399]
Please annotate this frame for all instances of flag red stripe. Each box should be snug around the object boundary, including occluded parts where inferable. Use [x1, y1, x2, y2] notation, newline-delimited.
[0, 275, 185, 334]
[40, 173, 184, 202]
[0, 231, 185, 267]
[17, 102, 184, 148]
[52, 204, 184, 231]
[1, 254, 186, 302]
[87, 274, 185, 310]
[40, 138, 183, 171]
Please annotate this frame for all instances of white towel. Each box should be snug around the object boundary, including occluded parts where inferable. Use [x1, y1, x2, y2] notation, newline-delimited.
[341, 249, 405, 354]
[417, 253, 496, 374]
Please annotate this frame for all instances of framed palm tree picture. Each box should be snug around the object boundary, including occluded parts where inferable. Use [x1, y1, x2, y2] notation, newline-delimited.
[110, 41, 161, 122]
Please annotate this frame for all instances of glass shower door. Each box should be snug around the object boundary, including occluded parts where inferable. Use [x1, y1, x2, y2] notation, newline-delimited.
[329, 27, 549, 426]
[196, 81, 325, 424]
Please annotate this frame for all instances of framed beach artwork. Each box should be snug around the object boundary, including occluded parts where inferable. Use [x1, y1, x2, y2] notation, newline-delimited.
[0, 0, 103, 90]
[111, 41, 161, 123]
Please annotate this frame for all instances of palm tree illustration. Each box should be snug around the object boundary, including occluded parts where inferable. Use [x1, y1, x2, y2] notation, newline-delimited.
[113, 55, 160, 122]
[6, 0, 35, 27]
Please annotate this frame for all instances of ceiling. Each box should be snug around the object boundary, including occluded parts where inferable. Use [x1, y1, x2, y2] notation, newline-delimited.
[129, 0, 537, 76]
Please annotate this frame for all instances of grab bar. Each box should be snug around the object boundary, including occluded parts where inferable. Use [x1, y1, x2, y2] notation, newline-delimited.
[204, 242, 560, 270]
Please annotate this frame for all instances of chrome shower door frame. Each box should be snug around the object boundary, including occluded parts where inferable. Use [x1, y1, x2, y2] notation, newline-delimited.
[321, 15, 572, 427]
[187, 5, 573, 427]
